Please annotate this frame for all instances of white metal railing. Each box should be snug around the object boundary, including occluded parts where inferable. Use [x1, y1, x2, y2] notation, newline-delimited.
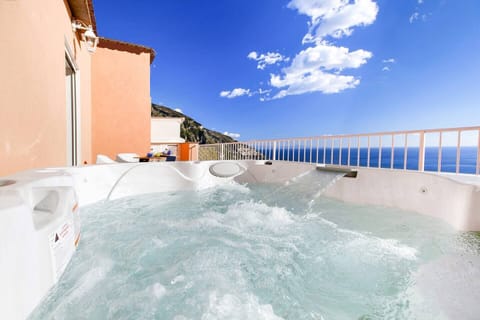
[198, 126, 480, 175]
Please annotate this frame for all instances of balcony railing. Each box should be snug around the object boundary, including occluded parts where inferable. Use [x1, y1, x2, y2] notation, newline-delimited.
[199, 126, 480, 175]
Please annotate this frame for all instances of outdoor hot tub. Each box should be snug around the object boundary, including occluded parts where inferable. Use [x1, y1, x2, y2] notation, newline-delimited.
[1, 161, 479, 319]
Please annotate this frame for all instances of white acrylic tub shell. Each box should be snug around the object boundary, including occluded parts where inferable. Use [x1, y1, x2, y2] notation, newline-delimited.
[0, 160, 479, 319]
[0, 173, 79, 320]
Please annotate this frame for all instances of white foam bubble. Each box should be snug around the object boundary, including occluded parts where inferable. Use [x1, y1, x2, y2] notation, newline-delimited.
[223, 201, 294, 231]
[346, 236, 418, 261]
[303, 212, 323, 220]
[201, 291, 284, 320]
[377, 238, 418, 260]
[222, 181, 251, 194]
[68, 258, 113, 301]
[318, 217, 338, 228]
[171, 275, 185, 285]
[202, 181, 251, 195]
[321, 221, 419, 260]
[151, 282, 166, 299]
[153, 237, 167, 248]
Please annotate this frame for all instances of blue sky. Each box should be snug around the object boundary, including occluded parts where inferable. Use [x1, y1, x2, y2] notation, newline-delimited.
[94, 0, 480, 141]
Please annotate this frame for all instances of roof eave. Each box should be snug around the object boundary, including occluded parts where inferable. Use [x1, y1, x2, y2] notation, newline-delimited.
[67, 0, 97, 33]
[98, 37, 156, 64]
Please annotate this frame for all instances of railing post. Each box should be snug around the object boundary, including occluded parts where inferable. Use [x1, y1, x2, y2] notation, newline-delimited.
[272, 141, 277, 161]
[297, 140, 301, 162]
[347, 138, 351, 166]
[310, 139, 313, 163]
[323, 138, 327, 164]
[456, 130, 461, 174]
[339, 138, 343, 166]
[418, 131, 425, 172]
[438, 132, 443, 172]
[220, 144, 224, 160]
[304, 140, 307, 162]
[477, 129, 480, 175]
[367, 136, 371, 168]
[390, 134, 394, 169]
[330, 138, 334, 164]
[378, 136, 382, 168]
[357, 136, 360, 167]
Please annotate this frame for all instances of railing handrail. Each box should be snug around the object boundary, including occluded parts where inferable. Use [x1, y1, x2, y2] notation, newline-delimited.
[198, 126, 480, 175]
[201, 126, 479, 144]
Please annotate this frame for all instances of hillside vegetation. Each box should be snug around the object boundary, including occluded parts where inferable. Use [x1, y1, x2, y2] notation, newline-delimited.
[151, 103, 236, 144]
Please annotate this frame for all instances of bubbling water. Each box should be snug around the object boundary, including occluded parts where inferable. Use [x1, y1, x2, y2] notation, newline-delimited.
[29, 171, 480, 319]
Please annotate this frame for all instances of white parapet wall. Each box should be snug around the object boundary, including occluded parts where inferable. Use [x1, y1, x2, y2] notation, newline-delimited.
[151, 117, 185, 145]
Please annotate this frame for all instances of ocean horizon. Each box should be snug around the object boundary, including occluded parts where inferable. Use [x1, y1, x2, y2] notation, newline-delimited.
[265, 146, 478, 174]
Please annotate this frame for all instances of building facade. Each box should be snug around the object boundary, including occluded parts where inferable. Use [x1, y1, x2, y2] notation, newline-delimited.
[0, 0, 154, 176]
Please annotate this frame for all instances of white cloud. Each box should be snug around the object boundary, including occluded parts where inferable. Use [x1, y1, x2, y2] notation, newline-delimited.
[247, 51, 290, 70]
[219, 88, 251, 99]
[257, 88, 271, 101]
[285, 43, 372, 73]
[257, 88, 271, 95]
[259, 0, 378, 99]
[409, 12, 420, 23]
[288, 0, 379, 43]
[269, 42, 371, 97]
[271, 69, 360, 98]
[409, 11, 428, 23]
[247, 51, 258, 60]
[226, 0, 378, 100]
[223, 131, 241, 139]
[270, 48, 374, 99]
[220, 88, 272, 99]
[410, 0, 430, 24]
[382, 58, 395, 71]
[174, 108, 183, 113]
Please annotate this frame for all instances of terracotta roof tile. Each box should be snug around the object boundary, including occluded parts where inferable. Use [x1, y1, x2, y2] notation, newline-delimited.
[98, 37, 156, 64]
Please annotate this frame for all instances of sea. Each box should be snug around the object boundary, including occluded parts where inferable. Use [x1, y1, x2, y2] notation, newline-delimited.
[268, 146, 478, 174]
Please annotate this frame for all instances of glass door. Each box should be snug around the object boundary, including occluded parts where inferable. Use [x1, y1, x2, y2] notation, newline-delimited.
[65, 55, 77, 166]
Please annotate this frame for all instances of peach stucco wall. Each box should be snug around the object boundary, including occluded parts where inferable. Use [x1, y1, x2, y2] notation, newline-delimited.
[77, 42, 93, 166]
[0, 0, 93, 176]
[91, 47, 151, 160]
